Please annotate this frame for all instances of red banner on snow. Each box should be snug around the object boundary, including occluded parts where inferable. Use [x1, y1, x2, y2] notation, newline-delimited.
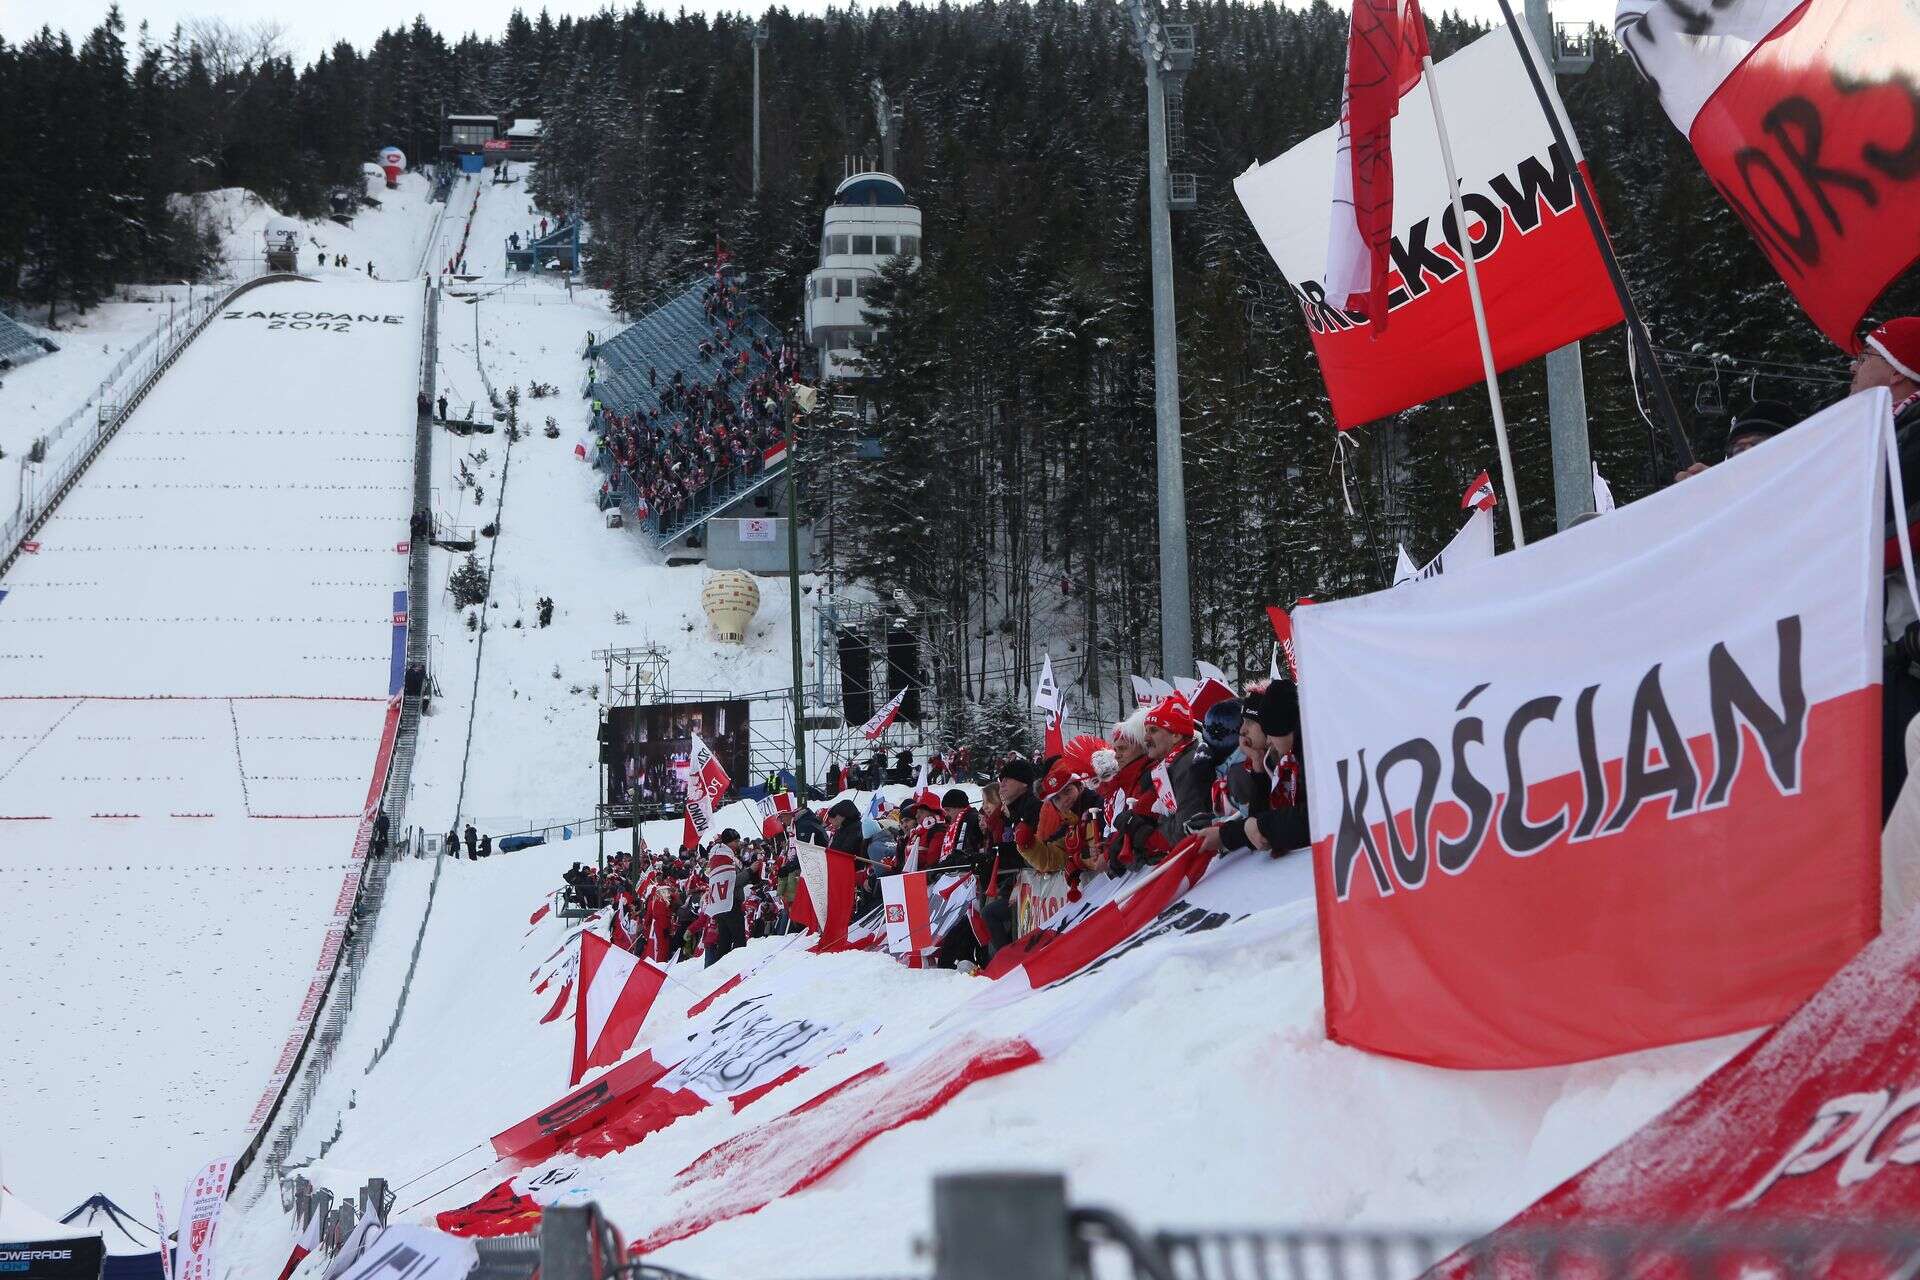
[1234, 30, 1621, 429]
[1293, 392, 1893, 1068]
[1617, 0, 1920, 349]
[1428, 907, 1920, 1277]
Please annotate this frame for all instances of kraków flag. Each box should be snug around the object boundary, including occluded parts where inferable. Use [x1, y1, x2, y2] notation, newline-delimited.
[1234, 30, 1623, 429]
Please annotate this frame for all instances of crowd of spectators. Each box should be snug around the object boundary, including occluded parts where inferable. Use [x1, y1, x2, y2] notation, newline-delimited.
[549, 673, 1308, 974]
[591, 265, 802, 533]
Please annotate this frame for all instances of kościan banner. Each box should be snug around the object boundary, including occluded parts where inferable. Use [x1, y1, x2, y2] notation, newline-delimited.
[1294, 392, 1893, 1069]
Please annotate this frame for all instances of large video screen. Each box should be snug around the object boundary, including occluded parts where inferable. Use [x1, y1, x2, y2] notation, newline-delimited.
[605, 699, 751, 809]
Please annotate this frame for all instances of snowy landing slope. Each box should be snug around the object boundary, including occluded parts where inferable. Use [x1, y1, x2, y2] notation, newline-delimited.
[0, 279, 422, 1211]
[230, 835, 1748, 1280]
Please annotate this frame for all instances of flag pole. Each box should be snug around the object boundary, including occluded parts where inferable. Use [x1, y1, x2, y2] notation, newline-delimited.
[1420, 52, 1528, 549]
[1488, 1, 1697, 468]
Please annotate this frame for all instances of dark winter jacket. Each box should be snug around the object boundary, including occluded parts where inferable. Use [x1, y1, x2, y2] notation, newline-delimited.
[1218, 743, 1311, 856]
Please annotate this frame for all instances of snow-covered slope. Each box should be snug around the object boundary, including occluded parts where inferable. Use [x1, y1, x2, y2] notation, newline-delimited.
[0, 278, 422, 1211]
[181, 167, 444, 283]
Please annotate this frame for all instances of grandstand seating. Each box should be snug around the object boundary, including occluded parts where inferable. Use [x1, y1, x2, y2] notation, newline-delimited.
[585, 276, 790, 548]
[0, 309, 55, 369]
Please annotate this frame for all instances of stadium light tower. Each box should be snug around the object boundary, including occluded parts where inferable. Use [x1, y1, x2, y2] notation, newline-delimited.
[1126, 0, 1196, 679]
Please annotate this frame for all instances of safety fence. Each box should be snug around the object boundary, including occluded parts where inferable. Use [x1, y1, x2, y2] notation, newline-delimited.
[1, 273, 304, 576]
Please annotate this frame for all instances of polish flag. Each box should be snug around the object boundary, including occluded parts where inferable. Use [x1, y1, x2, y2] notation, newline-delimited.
[881, 870, 935, 954]
[1616, 0, 1920, 348]
[272, 1204, 324, 1280]
[860, 688, 907, 741]
[1042, 695, 1066, 758]
[792, 839, 858, 950]
[1461, 469, 1496, 511]
[1323, 0, 1431, 327]
[571, 931, 667, 1085]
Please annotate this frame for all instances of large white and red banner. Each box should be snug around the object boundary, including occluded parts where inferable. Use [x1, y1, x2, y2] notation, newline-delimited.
[1616, 0, 1920, 349]
[1234, 29, 1622, 429]
[1428, 907, 1920, 1278]
[1293, 391, 1895, 1069]
[173, 1159, 231, 1280]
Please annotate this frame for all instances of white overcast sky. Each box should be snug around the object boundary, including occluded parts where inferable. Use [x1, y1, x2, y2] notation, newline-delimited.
[1, 0, 1618, 67]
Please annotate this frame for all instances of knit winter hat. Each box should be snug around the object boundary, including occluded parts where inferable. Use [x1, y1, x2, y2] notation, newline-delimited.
[942, 787, 971, 809]
[1145, 696, 1196, 737]
[1247, 681, 1300, 738]
[1866, 317, 1920, 382]
[999, 759, 1037, 786]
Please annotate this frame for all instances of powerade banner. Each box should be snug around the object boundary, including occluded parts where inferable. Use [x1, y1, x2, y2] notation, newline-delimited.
[1293, 392, 1894, 1069]
[1427, 907, 1920, 1278]
[0, 1238, 103, 1280]
[1233, 29, 1622, 429]
[1616, 0, 1920, 349]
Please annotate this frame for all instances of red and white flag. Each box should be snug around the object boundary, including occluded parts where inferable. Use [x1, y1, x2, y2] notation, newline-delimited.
[1295, 391, 1899, 1069]
[152, 1190, 174, 1280]
[687, 732, 731, 811]
[1323, 0, 1431, 327]
[860, 688, 907, 741]
[1129, 675, 1155, 708]
[1265, 605, 1300, 682]
[572, 930, 667, 1085]
[1042, 696, 1066, 758]
[273, 1202, 324, 1280]
[1616, 0, 1920, 348]
[1234, 30, 1623, 429]
[1461, 470, 1496, 512]
[791, 839, 858, 949]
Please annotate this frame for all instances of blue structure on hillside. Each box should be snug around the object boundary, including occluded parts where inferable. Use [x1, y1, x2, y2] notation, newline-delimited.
[505, 219, 581, 274]
[583, 276, 789, 549]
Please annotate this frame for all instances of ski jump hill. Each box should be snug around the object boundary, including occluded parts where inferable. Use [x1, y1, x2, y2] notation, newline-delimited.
[0, 279, 422, 1211]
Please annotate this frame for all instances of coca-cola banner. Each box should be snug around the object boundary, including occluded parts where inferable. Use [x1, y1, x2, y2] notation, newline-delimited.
[1294, 391, 1896, 1068]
